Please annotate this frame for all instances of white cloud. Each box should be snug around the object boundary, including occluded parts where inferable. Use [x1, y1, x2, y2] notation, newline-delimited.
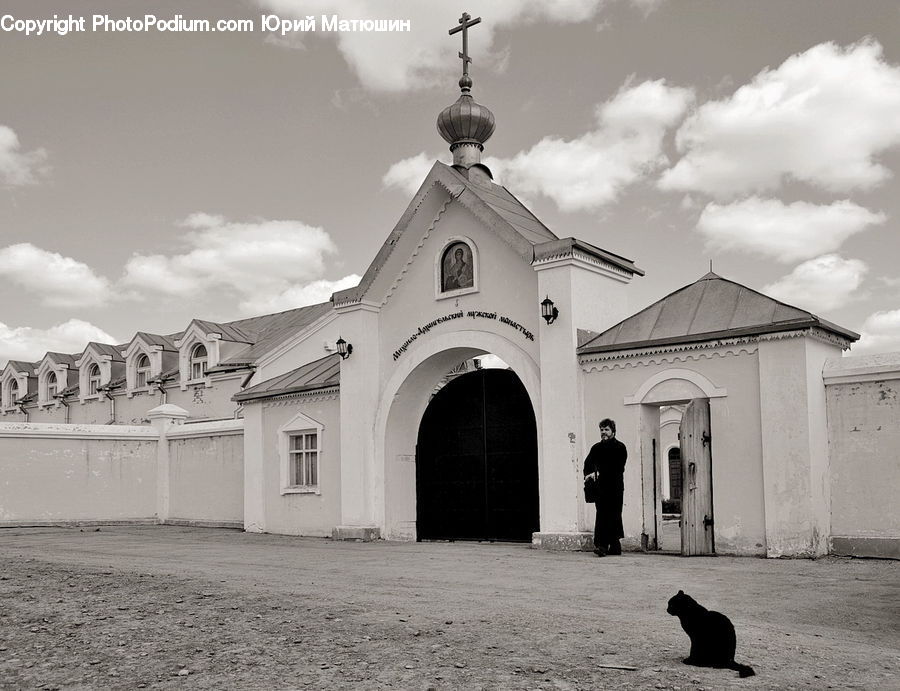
[384, 80, 693, 211]
[659, 40, 900, 197]
[854, 309, 900, 354]
[0, 125, 47, 187]
[239, 274, 361, 314]
[489, 79, 693, 211]
[122, 214, 350, 313]
[764, 254, 867, 313]
[695, 198, 885, 262]
[0, 243, 112, 307]
[382, 152, 446, 196]
[0, 319, 117, 364]
[258, 1, 607, 92]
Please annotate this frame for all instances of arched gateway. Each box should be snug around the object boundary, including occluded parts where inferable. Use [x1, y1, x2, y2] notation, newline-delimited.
[416, 368, 539, 542]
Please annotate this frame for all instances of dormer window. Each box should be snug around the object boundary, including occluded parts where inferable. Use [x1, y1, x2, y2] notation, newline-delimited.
[86, 364, 101, 395]
[135, 354, 151, 388]
[46, 372, 58, 401]
[190, 344, 208, 380]
[4, 380, 18, 408]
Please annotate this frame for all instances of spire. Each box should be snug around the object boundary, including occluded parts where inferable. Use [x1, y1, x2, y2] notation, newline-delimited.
[436, 12, 496, 174]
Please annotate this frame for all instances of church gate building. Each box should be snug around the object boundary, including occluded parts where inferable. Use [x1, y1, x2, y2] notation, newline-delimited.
[2, 19, 897, 561]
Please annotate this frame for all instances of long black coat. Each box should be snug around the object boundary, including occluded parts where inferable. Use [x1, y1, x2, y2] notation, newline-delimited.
[583, 437, 627, 541]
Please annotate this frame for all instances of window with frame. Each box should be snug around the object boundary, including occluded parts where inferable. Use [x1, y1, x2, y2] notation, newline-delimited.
[135, 354, 151, 388]
[4, 380, 18, 408]
[87, 364, 101, 395]
[190, 344, 208, 380]
[46, 372, 58, 401]
[288, 431, 319, 489]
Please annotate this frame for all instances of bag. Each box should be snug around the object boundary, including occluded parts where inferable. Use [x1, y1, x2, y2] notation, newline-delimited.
[584, 476, 601, 503]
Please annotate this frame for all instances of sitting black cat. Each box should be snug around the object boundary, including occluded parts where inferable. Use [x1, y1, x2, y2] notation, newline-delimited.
[667, 590, 756, 678]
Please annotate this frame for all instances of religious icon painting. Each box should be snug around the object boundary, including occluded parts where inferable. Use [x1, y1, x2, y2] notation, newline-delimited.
[441, 241, 474, 292]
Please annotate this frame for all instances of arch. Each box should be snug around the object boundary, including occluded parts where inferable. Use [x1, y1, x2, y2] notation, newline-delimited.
[189, 343, 208, 380]
[374, 329, 541, 540]
[624, 368, 726, 406]
[87, 363, 101, 395]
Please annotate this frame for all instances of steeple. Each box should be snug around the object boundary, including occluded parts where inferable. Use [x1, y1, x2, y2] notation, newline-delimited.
[436, 12, 496, 175]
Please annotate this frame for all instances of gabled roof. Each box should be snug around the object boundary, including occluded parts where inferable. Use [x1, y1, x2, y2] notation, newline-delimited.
[218, 302, 334, 367]
[82, 342, 125, 362]
[233, 354, 340, 403]
[4, 360, 37, 375]
[188, 319, 256, 344]
[40, 352, 78, 368]
[579, 272, 860, 355]
[130, 332, 179, 351]
[334, 162, 558, 306]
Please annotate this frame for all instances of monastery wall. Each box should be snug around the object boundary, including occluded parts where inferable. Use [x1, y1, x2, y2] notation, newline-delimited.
[824, 353, 900, 559]
[0, 422, 158, 525]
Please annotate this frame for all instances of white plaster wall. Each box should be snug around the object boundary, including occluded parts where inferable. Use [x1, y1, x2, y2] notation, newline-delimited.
[581, 347, 766, 555]
[258, 394, 341, 537]
[168, 433, 244, 523]
[0, 426, 157, 523]
[166, 379, 241, 421]
[825, 356, 900, 553]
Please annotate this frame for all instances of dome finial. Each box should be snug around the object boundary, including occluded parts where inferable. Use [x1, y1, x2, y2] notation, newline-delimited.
[437, 12, 496, 172]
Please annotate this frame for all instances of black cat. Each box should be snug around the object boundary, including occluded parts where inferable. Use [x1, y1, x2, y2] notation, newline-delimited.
[667, 590, 756, 678]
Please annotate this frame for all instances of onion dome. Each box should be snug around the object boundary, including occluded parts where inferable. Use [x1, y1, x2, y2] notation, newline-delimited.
[437, 77, 496, 150]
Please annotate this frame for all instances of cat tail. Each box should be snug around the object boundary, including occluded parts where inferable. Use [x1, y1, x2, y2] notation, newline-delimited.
[728, 661, 756, 678]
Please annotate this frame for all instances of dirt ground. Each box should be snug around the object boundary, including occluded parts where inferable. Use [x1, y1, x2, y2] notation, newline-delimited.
[0, 526, 897, 690]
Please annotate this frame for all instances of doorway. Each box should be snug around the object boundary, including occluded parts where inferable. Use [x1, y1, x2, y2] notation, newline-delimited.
[416, 368, 539, 541]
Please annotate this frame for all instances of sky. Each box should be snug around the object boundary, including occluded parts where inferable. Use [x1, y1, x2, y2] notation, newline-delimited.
[1, 0, 899, 364]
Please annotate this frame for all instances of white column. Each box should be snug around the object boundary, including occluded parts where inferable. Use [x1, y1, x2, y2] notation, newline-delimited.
[333, 302, 382, 541]
[241, 402, 266, 533]
[147, 403, 189, 525]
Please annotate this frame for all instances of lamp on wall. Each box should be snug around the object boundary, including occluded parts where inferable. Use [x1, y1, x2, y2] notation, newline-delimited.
[541, 296, 559, 325]
[336, 337, 353, 360]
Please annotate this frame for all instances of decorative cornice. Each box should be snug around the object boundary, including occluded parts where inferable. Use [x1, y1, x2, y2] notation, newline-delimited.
[381, 198, 452, 308]
[533, 248, 632, 283]
[582, 339, 758, 373]
[258, 387, 341, 408]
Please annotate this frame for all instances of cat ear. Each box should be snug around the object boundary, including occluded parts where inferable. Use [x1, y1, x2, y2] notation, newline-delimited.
[678, 589, 683, 595]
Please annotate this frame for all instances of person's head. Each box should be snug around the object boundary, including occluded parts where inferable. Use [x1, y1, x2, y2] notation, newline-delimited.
[454, 248, 464, 261]
[599, 418, 616, 440]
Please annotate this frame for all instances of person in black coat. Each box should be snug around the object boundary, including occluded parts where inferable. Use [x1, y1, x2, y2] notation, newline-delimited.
[583, 418, 627, 556]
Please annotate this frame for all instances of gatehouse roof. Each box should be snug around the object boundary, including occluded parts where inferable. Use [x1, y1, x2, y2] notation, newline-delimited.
[232, 353, 341, 403]
[579, 271, 859, 355]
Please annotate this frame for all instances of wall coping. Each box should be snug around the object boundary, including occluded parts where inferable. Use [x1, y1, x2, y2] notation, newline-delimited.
[0, 421, 156, 441]
[823, 352, 900, 385]
[167, 419, 244, 439]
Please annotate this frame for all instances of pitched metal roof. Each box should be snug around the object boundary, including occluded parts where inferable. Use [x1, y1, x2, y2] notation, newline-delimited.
[190, 319, 257, 344]
[132, 332, 179, 351]
[579, 272, 860, 355]
[5, 360, 37, 374]
[219, 302, 334, 366]
[83, 342, 125, 361]
[233, 354, 341, 403]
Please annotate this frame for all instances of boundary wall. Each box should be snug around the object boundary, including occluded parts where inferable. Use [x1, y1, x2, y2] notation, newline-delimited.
[0, 405, 243, 529]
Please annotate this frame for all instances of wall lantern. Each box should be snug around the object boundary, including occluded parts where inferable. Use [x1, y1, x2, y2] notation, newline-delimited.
[541, 296, 559, 325]
[336, 337, 353, 360]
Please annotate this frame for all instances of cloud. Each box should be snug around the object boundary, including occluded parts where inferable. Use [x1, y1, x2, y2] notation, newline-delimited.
[0, 125, 47, 187]
[764, 254, 867, 313]
[121, 214, 349, 313]
[854, 309, 900, 354]
[0, 244, 112, 307]
[695, 198, 885, 262]
[384, 79, 693, 211]
[382, 152, 446, 196]
[239, 274, 361, 314]
[258, 1, 607, 92]
[489, 79, 693, 211]
[0, 319, 118, 364]
[659, 40, 900, 197]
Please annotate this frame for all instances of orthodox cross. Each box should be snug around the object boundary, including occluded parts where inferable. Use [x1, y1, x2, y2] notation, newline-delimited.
[449, 12, 481, 79]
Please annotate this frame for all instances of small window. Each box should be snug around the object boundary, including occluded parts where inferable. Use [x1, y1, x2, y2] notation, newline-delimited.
[135, 354, 151, 388]
[5, 380, 18, 408]
[46, 372, 58, 401]
[288, 432, 319, 489]
[441, 242, 474, 292]
[88, 364, 101, 395]
[190, 344, 208, 380]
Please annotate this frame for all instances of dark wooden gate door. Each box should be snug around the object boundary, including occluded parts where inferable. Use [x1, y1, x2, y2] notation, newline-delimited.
[679, 398, 714, 555]
[416, 369, 539, 542]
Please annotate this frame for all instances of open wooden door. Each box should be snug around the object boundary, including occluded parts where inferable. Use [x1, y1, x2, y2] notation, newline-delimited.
[679, 398, 714, 555]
